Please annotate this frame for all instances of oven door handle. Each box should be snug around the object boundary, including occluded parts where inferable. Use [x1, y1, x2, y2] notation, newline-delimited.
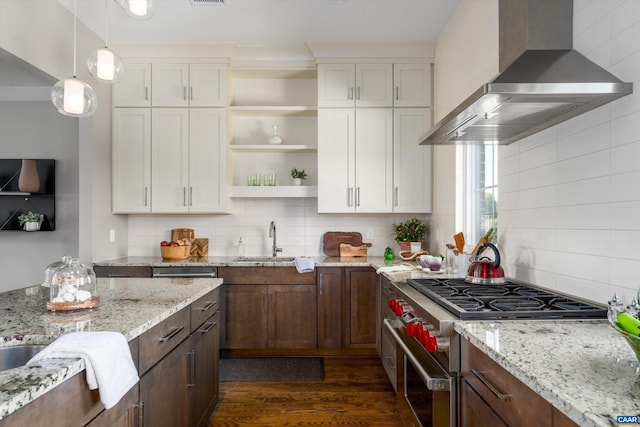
[384, 319, 450, 391]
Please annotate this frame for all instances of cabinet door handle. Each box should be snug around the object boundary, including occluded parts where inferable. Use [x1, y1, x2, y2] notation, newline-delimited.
[198, 320, 217, 334]
[183, 187, 187, 206]
[186, 350, 196, 387]
[319, 273, 323, 295]
[190, 86, 193, 100]
[135, 401, 144, 427]
[471, 369, 510, 401]
[356, 187, 360, 207]
[189, 187, 193, 206]
[394, 187, 399, 207]
[356, 86, 361, 100]
[347, 187, 353, 207]
[183, 86, 187, 100]
[268, 293, 274, 313]
[144, 187, 148, 206]
[196, 300, 217, 312]
[349, 87, 354, 100]
[144, 87, 149, 101]
[158, 326, 184, 342]
[262, 294, 266, 313]
[395, 86, 399, 100]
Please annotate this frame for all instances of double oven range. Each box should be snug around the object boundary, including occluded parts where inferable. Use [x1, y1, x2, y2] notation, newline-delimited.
[381, 276, 607, 427]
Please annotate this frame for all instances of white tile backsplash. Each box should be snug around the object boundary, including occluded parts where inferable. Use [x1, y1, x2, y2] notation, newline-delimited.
[128, 198, 429, 259]
[502, 0, 640, 305]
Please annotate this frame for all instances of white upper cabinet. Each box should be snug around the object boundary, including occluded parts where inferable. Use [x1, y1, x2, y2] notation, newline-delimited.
[152, 64, 190, 107]
[150, 108, 228, 213]
[188, 64, 228, 107]
[151, 63, 227, 107]
[151, 108, 190, 212]
[317, 64, 393, 108]
[393, 63, 431, 107]
[393, 108, 432, 213]
[113, 63, 151, 107]
[317, 108, 393, 213]
[188, 108, 228, 212]
[112, 108, 152, 213]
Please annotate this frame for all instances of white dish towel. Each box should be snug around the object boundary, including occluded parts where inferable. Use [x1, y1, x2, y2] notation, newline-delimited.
[294, 256, 315, 273]
[27, 331, 139, 409]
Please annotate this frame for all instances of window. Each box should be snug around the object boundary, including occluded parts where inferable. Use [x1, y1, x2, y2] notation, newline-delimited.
[457, 145, 498, 245]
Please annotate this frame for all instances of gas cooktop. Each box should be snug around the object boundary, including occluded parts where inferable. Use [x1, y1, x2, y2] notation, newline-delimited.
[405, 278, 607, 320]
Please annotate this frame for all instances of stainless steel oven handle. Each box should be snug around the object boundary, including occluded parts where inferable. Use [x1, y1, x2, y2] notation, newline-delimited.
[384, 319, 450, 391]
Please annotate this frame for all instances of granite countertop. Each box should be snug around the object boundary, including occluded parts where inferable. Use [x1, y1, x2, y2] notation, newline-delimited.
[0, 277, 223, 421]
[455, 320, 640, 427]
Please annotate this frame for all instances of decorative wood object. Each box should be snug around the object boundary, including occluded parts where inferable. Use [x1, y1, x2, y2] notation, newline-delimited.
[190, 238, 209, 257]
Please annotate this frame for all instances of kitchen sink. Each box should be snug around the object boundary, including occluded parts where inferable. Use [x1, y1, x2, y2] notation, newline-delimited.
[0, 345, 47, 372]
[235, 256, 296, 263]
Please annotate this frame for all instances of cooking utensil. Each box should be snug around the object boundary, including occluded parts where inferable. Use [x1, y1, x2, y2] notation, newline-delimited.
[470, 228, 494, 258]
[453, 232, 465, 254]
[465, 242, 505, 285]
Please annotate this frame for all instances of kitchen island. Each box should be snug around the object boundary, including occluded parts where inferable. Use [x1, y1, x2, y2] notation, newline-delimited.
[0, 277, 222, 422]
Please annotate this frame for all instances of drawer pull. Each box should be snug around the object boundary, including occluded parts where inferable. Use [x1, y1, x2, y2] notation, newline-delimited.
[471, 369, 510, 401]
[196, 300, 217, 312]
[158, 326, 185, 342]
[197, 321, 217, 334]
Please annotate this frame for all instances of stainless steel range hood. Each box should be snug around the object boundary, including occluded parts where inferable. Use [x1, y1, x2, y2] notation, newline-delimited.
[420, 0, 633, 146]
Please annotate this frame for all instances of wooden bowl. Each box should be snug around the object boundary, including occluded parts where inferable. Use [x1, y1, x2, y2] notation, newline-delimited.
[161, 245, 191, 260]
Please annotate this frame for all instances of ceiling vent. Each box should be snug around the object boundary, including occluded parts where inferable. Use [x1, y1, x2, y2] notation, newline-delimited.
[188, 0, 225, 5]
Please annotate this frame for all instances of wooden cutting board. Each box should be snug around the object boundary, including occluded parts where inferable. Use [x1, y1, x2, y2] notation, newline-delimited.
[323, 232, 372, 256]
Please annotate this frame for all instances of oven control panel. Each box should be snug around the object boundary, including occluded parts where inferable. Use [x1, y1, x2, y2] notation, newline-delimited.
[388, 298, 449, 354]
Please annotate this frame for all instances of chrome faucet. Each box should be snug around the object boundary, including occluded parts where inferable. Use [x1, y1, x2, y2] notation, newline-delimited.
[269, 221, 283, 257]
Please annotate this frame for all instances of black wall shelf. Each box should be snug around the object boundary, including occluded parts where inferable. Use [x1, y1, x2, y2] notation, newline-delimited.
[0, 159, 55, 231]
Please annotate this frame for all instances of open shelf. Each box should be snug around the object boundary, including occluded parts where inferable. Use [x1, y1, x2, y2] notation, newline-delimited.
[229, 144, 317, 153]
[229, 186, 317, 198]
[229, 106, 317, 116]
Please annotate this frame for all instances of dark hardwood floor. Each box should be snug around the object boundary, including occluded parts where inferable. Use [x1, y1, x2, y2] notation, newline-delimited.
[209, 357, 403, 426]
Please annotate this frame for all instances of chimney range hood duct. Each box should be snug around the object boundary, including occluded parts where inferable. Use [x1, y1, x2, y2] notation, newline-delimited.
[420, 0, 633, 146]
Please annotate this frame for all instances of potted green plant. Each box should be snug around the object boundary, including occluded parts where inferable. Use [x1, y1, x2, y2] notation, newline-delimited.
[392, 217, 426, 252]
[18, 211, 44, 231]
[290, 168, 307, 185]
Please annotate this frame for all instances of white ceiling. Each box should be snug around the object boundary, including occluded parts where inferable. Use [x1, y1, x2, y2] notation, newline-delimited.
[57, 0, 461, 47]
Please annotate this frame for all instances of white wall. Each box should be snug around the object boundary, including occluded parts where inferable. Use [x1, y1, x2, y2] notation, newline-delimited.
[501, 0, 640, 305]
[0, 0, 128, 290]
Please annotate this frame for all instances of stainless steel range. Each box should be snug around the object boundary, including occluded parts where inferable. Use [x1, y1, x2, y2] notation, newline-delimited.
[382, 276, 607, 427]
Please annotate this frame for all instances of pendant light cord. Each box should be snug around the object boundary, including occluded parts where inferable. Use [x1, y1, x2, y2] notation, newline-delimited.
[104, 0, 109, 47]
[73, 0, 77, 78]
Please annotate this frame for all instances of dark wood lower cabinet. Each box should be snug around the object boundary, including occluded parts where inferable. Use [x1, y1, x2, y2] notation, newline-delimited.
[317, 267, 344, 348]
[220, 267, 317, 350]
[190, 311, 220, 427]
[345, 268, 377, 348]
[460, 338, 578, 427]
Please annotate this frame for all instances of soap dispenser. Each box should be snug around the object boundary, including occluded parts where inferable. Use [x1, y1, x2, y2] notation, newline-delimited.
[237, 237, 245, 259]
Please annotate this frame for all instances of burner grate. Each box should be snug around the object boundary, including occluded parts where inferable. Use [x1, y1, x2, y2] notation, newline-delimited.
[405, 277, 607, 320]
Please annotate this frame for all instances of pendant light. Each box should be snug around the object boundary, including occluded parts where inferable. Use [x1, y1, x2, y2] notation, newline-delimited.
[87, 0, 124, 83]
[117, 0, 156, 20]
[51, 0, 98, 117]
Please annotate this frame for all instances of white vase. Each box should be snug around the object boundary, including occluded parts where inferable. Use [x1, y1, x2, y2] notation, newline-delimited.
[24, 222, 41, 231]
[293, 178, 302, 186]
[268, 124, 283, 145]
